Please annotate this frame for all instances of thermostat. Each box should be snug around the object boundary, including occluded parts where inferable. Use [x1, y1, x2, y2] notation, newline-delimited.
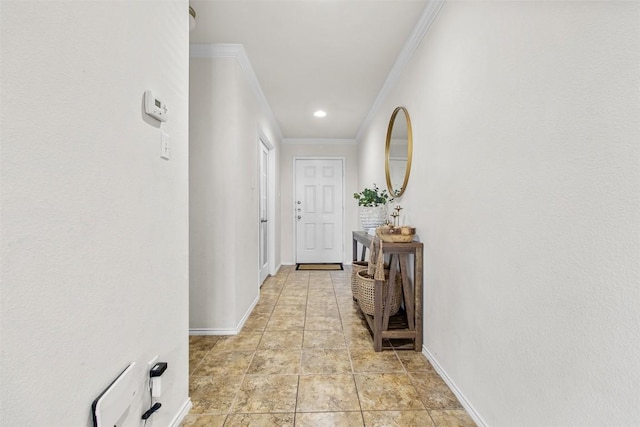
[144, 90, 168, 122]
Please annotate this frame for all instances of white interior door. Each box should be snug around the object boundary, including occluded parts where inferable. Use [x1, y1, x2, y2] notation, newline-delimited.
[259, 142, 269, 284]
[295, 159, 343, 263]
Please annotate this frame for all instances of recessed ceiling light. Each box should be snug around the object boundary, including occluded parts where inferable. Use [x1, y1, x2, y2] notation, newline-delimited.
[314, 110, 327, 118]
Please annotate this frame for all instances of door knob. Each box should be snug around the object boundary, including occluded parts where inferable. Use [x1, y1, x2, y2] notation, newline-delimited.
[297, 215, 302, 220]
[297, 201, 302, 204]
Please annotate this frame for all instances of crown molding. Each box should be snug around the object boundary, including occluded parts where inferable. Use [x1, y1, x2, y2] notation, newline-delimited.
[190, 43, 284, 143]
[355, 0, 446, 141]
[283, 138, 356, 145]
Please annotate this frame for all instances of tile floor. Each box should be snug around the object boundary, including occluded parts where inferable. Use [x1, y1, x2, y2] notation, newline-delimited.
[183, 265, 476, 427]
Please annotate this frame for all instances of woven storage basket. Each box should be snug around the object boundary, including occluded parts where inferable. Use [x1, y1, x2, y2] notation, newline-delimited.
[351, 261, 369, 300]
[356, 269, 402, 316]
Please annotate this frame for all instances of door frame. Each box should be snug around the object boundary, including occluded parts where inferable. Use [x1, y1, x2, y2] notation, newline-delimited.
[258, 130, 275, 284]
[292, 156, 346, 264]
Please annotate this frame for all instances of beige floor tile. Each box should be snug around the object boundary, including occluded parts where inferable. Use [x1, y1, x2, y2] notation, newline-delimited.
[272, 303, 306, 317]
[409, 372, 463, 410]
[305, 315, 343, 331]
[192, 351, 254, 376]
[259, 330, 304, 349]
[345, 329, 375, 348]
[309, 289, 335, 296]
[281, 288, 308, 296]
[258, 291, 280, 301]
[283, 282, 308, 290]
[303, 330, 347, 349]
[189, 349, 208, 374]
[341, 312, 365, 325]
[181, 414, 226, 427]
[309, 276, 334, 283]
[307, 290, 337, 299]
[246, 349, 301, 375]
[306, 305, 340, 317]
[429, 409, 477, 427]
[339, 303, 362, 316]
[349, 347, 404, 373]
[283, 277, 308, 285]
[354, 373, 425, 411]
[267, 315, 305, 331]
[232, 374, 299, 413]
[189, 375, 243, 414]
[189, 335, 221, 353]
[258, 285, 282, 304]
[295, 411, 364, 426]
[242, 313, 270, 332]
[252, 303, 276, 316]
[362, 410, 435, 427]
[224, 413, 295, 427]
[214, 332, 263, 352]
[297, 374, 361, 412]
[188, 266, 475, 426]
[278, 296, 308, 305]
[396, 351, 435, 373]
[260, 290, 282, 300]
[301, 348, 352, 374]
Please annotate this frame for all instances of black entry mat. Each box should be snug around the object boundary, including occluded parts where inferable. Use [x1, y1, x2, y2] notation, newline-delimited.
[296, 263, 344, 271]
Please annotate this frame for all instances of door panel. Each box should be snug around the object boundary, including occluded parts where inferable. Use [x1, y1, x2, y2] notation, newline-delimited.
[259, 142, 269, 284]
[295, 159, 343, 263]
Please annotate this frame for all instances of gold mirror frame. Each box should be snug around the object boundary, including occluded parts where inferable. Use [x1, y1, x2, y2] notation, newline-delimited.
[385, 106, 413, 198]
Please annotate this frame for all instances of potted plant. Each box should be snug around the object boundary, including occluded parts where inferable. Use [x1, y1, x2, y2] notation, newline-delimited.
[353, 184, 392, 232]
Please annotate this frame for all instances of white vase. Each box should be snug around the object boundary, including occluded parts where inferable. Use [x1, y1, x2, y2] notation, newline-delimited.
[359, 205, 388, 232]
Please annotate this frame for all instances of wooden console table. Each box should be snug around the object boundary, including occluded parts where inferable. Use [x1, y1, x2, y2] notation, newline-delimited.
[352, 231, 423, 352]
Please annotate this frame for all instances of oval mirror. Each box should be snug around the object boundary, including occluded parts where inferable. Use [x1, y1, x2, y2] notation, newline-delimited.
[385, 106, 413, 198]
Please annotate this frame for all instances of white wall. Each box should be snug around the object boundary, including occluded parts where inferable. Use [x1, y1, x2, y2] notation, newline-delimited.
[358, 1, 640, 425]
[280, 142, 359, 265]
[189, 48, 281, 333]
[0, 1, 190, 426]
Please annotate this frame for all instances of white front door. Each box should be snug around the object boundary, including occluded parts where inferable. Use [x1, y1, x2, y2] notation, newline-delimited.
[295, 159, 344, 263]
[259, 142, 269, 284]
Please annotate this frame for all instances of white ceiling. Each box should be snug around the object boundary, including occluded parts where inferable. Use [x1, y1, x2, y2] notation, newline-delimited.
[189, 0, 429, 140]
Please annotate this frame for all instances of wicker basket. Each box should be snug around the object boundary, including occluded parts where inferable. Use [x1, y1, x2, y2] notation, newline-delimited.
[356, 269, 402, 316]
[351, 261, 391, 300]
[351, 261, 369, 300]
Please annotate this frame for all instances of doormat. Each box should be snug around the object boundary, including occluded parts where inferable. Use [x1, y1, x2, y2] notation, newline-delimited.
[296, 263, 344, 271]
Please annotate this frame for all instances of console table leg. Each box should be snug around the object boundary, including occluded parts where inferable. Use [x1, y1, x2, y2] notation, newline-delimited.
[400, 254, 415, 331]
[374, 277, 383, 352]
[415, 247, 424, 351]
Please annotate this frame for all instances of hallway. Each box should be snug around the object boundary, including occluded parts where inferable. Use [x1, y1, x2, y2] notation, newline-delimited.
[184, 266, 475, 426]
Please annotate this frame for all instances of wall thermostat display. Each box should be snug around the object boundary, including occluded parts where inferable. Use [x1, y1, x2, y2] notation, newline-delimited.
[144, 90, 168, 122]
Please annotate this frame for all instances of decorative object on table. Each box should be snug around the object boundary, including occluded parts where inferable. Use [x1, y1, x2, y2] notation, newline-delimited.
[390, 205, 403, 226]
[353, 184, 392, 232]
[376, 224, 416, 243]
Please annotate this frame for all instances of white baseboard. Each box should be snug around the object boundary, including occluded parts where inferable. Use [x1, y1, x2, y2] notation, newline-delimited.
[169, 398, 192, 427]
[189, 294, 260, 336]
[271, 263, 282, 275]
[236, 293, 259, 330]
[189, 328, 237, 336]
[422, 345, 488, 427]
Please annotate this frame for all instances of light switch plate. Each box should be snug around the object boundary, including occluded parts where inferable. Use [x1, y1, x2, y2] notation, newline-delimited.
[161, 131, 170, 160]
